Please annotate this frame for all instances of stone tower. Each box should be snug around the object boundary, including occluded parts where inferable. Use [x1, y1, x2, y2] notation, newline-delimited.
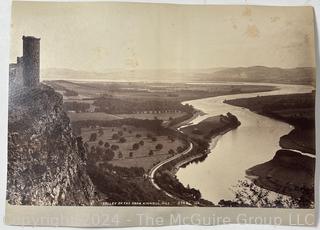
[22, 36, 40, 87]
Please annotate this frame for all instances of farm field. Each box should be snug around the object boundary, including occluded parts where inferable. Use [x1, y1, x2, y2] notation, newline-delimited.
[45, 80, 275, 103]
[81, 125, 187, 171]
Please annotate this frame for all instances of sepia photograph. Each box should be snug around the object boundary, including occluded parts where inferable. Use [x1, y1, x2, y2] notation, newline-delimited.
[5, 1, 316, 224]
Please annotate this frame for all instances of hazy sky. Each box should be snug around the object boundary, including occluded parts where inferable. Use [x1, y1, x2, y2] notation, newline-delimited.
[10, 2, 316, 72]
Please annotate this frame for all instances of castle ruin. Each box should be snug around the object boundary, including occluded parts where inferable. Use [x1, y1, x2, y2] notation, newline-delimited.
[9, 36, 40, 89]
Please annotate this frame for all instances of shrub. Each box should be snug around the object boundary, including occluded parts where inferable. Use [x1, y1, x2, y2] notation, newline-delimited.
[98, 140, 104, 146]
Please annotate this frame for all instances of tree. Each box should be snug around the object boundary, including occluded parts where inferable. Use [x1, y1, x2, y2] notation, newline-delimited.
[149, 150, 154, 156]
[112, 134, 119, 140]
[90, 146, 96, 154]
[152, 137, 157, 142]
[168, 149, 175, 155]
[96, 146, 104, 155]
[123, 127, 127, 131]
[98, 128, 104, 136]
[119, 137, 126, 143]
[132, 143, 139, 150]
[118, 152, 123, 158]
[111, 145, 119, 151]
[104, 142, 110, 148]
[177, 146, 184, 153]
[118, 131, 123, 136]
[89, 133, 97, 142]
[168, 136, 175, 142]
[139, 140, 144, 146]
[129, 152, 133, 158]
[104, 149, 115, 161]
[98, 140, 104, 146]
[156, 144, 163, 150]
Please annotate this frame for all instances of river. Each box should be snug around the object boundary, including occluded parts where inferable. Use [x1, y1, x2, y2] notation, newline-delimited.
[176, 83, 314, 204]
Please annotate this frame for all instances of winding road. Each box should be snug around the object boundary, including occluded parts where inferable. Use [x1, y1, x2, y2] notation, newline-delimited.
[148, 142, 193, 200]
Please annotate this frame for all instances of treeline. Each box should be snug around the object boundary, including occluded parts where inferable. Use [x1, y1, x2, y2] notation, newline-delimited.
[71, 118, 163, 135]
[225, 92, 315, 127]
[71, 118, 189, 142]
[63, 101, 90, 113]
[92, 96, 194, 114]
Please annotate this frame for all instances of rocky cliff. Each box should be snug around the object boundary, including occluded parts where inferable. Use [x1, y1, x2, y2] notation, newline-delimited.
[7, 84, 97, 205]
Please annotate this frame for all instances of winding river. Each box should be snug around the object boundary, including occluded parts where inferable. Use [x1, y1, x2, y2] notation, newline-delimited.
[176, 83, 314, 204]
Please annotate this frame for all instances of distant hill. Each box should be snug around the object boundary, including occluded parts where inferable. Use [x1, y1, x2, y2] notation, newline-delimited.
[41, 66, 316, 86]
[199, 66, 316, 86]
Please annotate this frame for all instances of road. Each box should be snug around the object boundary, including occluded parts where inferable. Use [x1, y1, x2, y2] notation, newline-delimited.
[148, 142, 193, 201]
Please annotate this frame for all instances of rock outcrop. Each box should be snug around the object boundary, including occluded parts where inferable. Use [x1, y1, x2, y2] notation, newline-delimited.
[7, 84, 97, 205]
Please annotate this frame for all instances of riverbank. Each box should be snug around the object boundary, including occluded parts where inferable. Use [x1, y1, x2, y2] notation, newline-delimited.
[246, 149, 315, 208]
[225, 92, 315, 154]
[225, 92, 315, 206]
[153, 112, 241, 206]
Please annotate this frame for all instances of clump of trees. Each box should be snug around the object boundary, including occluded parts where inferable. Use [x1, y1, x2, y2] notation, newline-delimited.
[155, 170, 201, 203]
